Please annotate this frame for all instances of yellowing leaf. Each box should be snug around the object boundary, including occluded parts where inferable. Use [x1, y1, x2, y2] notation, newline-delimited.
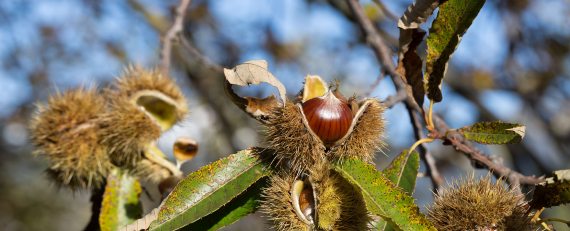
[458, 121, 526, 144]
[333, 158, 436, 230]
[425, 0, 486, 102]
[99, 170, 142, 231]
[149, 149, 270, 230]
[376, 149, 420, 231]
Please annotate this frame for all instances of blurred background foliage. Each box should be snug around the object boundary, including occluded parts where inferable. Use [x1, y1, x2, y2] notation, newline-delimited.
[0, 0, 569, 230]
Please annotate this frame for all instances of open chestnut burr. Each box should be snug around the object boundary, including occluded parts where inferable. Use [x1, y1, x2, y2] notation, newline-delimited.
[224, 61, 385, 174]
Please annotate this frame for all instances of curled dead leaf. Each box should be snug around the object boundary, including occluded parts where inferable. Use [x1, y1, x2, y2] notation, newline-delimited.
[224, 60, 286, 122]
[396, 29, 426, 109]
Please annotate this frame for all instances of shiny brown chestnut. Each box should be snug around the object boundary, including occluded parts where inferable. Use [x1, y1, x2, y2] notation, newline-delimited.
[302, 90, 353, 144]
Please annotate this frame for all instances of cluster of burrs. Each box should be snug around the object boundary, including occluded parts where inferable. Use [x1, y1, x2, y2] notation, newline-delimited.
[253, 75, 386, 230]
[29, 67, 196, 190]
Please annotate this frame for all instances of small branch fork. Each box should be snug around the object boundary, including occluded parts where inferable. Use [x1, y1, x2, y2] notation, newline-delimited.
[345, 0, 542, 192]
[160, 0, 192, 75]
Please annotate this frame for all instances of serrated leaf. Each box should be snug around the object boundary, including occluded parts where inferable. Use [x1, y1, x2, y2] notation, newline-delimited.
[99, 169, 142, 231]
[458, 121, 526, 144]
[333, 158, 435, 231]
[398, 0, 439, 30]
[182, 179, 267, 230]
[425, 0, 486, 102]
[530, 169, 570, 209]
[397, 0, 439, 109]
[375, 149, 420, 231]
[149, 149, 271, 231]
[224, 60, 286, 122]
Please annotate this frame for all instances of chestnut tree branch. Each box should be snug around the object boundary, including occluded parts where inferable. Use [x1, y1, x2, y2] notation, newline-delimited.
[160, 0, 192, 75]
[433, 117, 544, 192]
[381, 89, 407, 109]
[344, 0, 542, 191]
[346, 0, 442, 189]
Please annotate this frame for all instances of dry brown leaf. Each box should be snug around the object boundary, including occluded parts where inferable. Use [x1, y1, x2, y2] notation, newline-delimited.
[224, 60, 286, 103]
[224, 60, 286, 122]
[397, 29, 426, 109]
[398, 0, 439, 30]
[396, 0, 439, 109]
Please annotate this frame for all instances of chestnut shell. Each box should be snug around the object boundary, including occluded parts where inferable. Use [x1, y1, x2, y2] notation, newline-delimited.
[302, 92, 353, 144]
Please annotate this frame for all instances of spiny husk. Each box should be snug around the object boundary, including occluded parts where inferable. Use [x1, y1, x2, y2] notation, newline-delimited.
[428, 175, 538, 231]
[265, 98, 385, 173]
[101, 66, 188, 168]
[260, 173, 311, 231]
[260, 162, 370, 231]
[29, 88, 112, 189]
[131, 159, 172, 184]
[113, 66, 188, 121]
[100, 96, 161, 167]
[310, 162, 370, 231]
[330, 99, 385, 163]
[264, 102, 325, 175]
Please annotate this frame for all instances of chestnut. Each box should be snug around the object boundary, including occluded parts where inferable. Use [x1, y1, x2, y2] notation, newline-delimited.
[302, 90, 353, 144]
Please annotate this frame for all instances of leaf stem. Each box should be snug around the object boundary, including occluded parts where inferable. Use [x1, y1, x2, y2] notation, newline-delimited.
[426, 100, 435, 130]
[540, 217, 570, 227]
[532, 207, 545, 222]
[408, 138, 435, 155]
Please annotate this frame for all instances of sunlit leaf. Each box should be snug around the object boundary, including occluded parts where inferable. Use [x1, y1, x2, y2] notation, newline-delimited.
[99, 169, 142, 231]
[149, 149, 270, 231]
[383, 149, 420, 195]
[458, 121, 525, 144]
[183, 179, 267, 230]
[375, 149, 420, 231]
[333, 158, 435, 230]
[425, 0, 486, 102]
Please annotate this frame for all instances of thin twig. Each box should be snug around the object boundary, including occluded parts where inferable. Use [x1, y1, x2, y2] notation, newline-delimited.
[364, 72, 385, 97]
[372, 0, 398, 21]
[381, 90, 407, 108]
[435, 117, 544, 192]
[408, 106, 444, 188]
[160, 0, 192, 75]
[179, 34, 223, 73]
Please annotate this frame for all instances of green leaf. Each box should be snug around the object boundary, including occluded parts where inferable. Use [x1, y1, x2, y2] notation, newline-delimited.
[333, 158, 435, 231]
[376, 149, 420, 231]
[425, 0, 486, 102]
[99, 169, 143, 231]
[182, 179, 267, 230]
[530, 169, 570, 209]
[458, 121, 526, 144]
[383, 149, 420, 194]
[149, 149, 270, 231]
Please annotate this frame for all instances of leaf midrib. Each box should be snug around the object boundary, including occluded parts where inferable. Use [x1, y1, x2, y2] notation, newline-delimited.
[152, 153, 267, 230]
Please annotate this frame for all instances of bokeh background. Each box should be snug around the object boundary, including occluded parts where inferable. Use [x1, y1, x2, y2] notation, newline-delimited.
[0, 0, 569, 230]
